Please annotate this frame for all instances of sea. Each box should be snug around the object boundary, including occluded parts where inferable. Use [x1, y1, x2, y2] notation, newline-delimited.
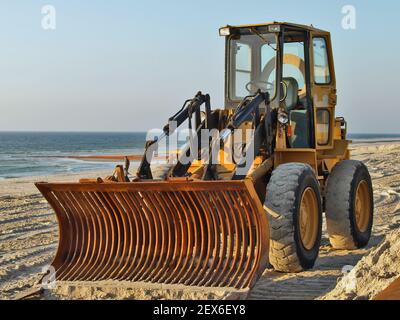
[0, 132, 146, 179]
[0, 132, 399, 179]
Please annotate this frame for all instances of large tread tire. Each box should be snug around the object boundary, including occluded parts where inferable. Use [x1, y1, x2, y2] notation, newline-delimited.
[325, 160, 374, 249]
[265, 163, 322, 273]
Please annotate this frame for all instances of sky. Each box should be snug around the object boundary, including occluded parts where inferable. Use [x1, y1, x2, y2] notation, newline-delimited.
[0, 0, 399, 133]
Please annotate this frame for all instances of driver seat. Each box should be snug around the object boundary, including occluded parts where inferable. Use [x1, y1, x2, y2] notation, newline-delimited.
[282, 77, 310, 148]
[282, 77, 299, 111]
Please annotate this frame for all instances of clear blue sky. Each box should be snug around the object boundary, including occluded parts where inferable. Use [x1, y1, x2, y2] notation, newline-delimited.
[0, 0, 398, 133]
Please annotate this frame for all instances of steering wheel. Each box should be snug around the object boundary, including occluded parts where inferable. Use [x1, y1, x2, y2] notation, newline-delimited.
[260, 54, 307, 99]
[245, 80, 274, 94]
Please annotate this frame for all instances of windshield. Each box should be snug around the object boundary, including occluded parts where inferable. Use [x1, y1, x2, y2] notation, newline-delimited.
[228, 32, 278, 101]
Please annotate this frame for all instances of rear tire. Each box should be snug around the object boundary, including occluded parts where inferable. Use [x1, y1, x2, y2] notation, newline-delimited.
[325, 160, 374, 249]
[265, 163, 322, 272]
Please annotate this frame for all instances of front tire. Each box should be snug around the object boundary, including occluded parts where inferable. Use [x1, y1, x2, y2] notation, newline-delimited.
[325, 160, 374, 249]
[265, 163, 322, 273]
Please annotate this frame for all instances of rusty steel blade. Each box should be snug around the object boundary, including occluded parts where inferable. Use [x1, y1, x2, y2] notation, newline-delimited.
[35, 180, 269, 289]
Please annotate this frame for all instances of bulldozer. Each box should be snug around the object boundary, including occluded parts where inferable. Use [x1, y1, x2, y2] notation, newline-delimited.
[35, 22, 374, 292]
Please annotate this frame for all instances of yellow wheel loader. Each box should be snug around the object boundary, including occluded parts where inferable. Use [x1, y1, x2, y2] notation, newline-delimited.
[35, 22, 374, 291]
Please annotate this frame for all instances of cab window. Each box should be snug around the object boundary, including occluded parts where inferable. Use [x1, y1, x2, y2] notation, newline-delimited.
[283, 41, 305, 90]
[234, 43, 251, 98]
[313, 38, 331, 84]
[229, 33, 278, 101]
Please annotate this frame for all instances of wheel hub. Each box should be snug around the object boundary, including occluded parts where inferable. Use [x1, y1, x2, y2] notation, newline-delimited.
[299, 187, 319, 250]
[355, 180, 370, 233]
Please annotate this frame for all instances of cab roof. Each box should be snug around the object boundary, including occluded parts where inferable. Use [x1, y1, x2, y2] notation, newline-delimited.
[221, 21, 329, 34]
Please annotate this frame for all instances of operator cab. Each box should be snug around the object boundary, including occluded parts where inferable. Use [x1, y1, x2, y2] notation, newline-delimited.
[220, 22, 336, 150]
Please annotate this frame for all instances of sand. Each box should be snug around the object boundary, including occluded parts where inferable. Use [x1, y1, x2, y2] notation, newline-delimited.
[0, 142, 399, 300]
[321, 230, 400, 300]
[0, 170, 110, 300]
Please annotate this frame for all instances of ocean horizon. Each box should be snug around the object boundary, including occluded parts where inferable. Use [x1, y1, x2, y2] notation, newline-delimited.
[0, 132, 399, 179]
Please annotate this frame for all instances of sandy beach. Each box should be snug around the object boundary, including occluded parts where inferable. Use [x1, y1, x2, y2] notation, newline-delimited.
[0, 141, 399, 300]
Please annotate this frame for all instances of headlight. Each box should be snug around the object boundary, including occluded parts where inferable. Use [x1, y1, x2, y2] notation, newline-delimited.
[268, 25, 281, 33]
[219, 27, 231, 36]
[278, 112, 289, 125]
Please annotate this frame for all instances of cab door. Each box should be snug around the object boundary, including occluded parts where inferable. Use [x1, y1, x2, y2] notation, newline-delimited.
[310, 33, 337, 150]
